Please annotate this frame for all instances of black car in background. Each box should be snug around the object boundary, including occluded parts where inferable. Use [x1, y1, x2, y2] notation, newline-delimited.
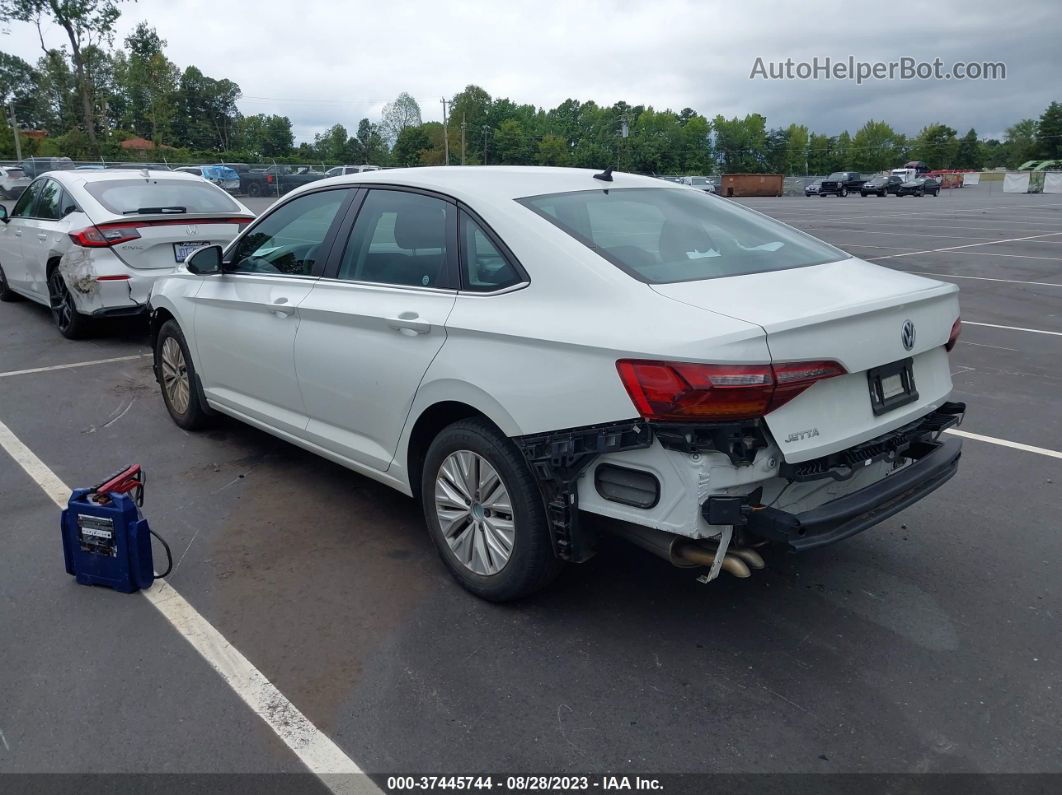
[896, 177, 941, 197]
[818, 171, 866, 197]
[860, 174, 904, 196]
[804, 179, 823, 196]
[19, 156, 75, 178]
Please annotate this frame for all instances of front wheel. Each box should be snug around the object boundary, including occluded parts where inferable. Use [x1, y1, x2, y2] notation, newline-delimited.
[246, 182, 263, 197]
[155, 320, 213, 430]
[47, 268, 92, 339]
[839, 188, 848, 197]
[421, 418, 562, 601]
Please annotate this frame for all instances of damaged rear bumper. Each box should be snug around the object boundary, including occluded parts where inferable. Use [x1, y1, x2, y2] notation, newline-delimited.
[737, 436, 962, 551]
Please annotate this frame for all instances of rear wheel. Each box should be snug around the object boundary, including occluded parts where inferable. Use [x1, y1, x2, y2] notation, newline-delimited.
[155, 320, 213, 430]
[47, 268, 92, 339]
[839, 187, 848, 197]
[0, 264, 20, 302]
[421, 418, 562, 601]
[246, 182, 262, 197]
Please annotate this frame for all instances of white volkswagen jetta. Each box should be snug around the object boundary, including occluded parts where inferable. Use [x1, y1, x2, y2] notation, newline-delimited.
[149, 167, 964, 601]
[0, 169, 254, 338]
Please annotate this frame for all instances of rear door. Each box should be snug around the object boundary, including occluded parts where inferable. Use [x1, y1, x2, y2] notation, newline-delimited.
[294, 187, 459, 471]
[191, 187, 355, 435]
[17, 178, 72, 299]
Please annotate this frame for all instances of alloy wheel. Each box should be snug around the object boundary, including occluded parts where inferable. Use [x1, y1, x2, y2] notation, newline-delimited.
[48, 270, 74, 332]
[160, 336, 191, 415]
[434, 450, 516, 576]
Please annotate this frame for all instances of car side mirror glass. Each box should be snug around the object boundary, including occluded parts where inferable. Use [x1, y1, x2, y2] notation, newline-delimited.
[0, 205, 7, 223]
[186, 244, 223, 275]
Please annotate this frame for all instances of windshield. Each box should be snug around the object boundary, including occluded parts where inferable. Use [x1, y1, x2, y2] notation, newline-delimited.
[84, 178, 241, 214]
[826, 172, 847, 180]
[690, 177, 708, 185]
[518, 187, 846, 284]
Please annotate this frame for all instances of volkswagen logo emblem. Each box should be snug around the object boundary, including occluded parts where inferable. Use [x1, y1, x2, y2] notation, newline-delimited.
[901, 319, 916, 351]
[185, 224, 198, 236]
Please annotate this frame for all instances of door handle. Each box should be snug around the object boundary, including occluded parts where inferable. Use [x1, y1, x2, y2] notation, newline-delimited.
[271, 296, 294, 317]
[37, 233, 48, 241]
[388, 312, 431, 335]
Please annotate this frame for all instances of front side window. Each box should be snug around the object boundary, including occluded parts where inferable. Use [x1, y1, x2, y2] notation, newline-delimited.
[460, 213, 522, 292]
[336, 189, 454, 288]
[229, 189, 349, 276]
[11, 180, 41, 218]
[519, 187, 846, 284]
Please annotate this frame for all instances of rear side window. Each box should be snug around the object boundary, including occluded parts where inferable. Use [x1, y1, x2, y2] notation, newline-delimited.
[35, 179, 64, 220]
[460, 213, 522, 292]
[337, 189, 455, 288]
[518, 187, 846, 284]
[84, 178, 240, 214]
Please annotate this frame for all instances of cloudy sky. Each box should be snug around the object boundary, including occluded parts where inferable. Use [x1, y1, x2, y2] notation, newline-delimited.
[1, 0, 1057, 142]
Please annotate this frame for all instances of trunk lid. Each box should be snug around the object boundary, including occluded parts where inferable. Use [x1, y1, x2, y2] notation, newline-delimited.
[105, 214, 251, 270]
[651, 258, 961, 462]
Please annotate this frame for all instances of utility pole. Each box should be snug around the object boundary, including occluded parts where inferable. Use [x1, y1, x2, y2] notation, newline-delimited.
[461, 115, 466, 165]
[482, 125, 490, 165]
[8, 104, 22, 161]
[440, 98, 450, 165]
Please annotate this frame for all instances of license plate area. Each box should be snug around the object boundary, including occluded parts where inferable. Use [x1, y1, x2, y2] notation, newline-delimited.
[173, 241, 211, 262]
[867, 357, 918, 416]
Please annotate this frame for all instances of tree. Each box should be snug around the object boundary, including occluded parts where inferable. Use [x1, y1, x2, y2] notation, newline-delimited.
[313, 123, 350, 163]
[1036, 101, 1062, 160]
[380, 91, 421, 146]
[391, 123, 431, 167]
[851, 120, 902, 172]
[492, 118, 530, 164]
[353, 117, 387, 164]
[954, 128, 983, 170]
[450, 84, 492, 162]
[536, 133, 568, 166]
[1004, 119, 1039, 167]
[712, 114, 767, 172]
[912, 123, 958, 169]
[237, 113, 293, 158]
[1, 0, 126, 151]
[115, 23, 177, 145]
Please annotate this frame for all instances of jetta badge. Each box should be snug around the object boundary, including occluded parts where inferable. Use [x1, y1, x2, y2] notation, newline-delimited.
[901, 319, 916, 351]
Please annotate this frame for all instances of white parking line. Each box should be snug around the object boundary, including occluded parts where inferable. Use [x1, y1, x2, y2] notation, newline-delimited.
[0, 416, 377, 795]
[865, 233, 1062, 261]
[964, 321, 1062, 336]
[946, 429, 1062, 460]
[909, 272, 1062, 288]
[933, 250, 1062, 262]
[0, 354, 151, 379]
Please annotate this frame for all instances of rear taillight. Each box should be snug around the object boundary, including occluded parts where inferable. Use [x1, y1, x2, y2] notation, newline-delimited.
[616, 359, 847, 422]
[945, 317, 961, 352]
[69, 217, 252, 247]
[69, 224, 142, 247]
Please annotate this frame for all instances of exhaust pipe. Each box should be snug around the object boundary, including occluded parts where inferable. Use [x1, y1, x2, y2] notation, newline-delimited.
[605, 520, 757, 578]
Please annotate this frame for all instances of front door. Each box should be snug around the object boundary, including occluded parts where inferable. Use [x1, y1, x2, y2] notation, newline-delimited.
[0, 180, 42, 295]
[191, 187, 354, 435]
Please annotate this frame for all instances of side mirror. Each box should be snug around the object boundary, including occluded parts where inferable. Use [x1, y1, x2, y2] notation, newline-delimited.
[0, 205, 7, 223]
[186, 244, 223, 275]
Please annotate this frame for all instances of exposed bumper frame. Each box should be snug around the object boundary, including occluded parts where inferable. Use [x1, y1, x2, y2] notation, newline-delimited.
[739, 436, 962, 551]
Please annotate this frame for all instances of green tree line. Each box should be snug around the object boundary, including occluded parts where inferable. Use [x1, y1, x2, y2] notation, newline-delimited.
[1, 1, 1060, 172]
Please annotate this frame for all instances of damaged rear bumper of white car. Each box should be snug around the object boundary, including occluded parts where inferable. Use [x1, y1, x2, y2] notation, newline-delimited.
[516, 402, 965, 582]
[58, 248, 170, 318]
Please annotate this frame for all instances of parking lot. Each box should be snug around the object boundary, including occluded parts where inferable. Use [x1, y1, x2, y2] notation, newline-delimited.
[1, 185, 1059, 786]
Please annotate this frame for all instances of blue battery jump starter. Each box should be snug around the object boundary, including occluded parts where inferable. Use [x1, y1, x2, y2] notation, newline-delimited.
[60, 465, 171, 593]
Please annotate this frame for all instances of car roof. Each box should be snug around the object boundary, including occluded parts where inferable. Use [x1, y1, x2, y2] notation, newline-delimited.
[311, 166, 685, 203]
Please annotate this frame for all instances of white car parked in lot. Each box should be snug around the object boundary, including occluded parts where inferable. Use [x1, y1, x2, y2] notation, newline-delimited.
[0, 165, 30, 199]
[149, 166, 964, 600]
[0, 169, 254, 338]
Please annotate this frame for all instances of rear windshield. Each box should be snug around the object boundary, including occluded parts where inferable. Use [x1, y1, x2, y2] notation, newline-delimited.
[518, 187, 846, 284]
[5, 168, 25, 178]
[84, 178, 241, 214]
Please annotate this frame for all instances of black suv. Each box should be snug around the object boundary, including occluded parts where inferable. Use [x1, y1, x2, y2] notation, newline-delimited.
[860, 174, 904, 197]
[818, 171, 866, 197]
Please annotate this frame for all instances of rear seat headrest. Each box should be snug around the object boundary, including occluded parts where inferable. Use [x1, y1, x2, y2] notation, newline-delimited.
[393, 203, 446, 250]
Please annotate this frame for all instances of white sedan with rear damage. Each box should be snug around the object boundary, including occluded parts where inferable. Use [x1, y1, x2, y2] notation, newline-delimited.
[148, 166, 964, 601]
[0, 169, 253, 338]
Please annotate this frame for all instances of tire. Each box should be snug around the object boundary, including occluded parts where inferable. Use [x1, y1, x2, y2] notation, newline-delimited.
[421, 418, 562, 601]
[0, 263, 20, 302]
[47, 267, 93, 339]
[154, 319, 213, 430]
[246, 181, 263, 197]
[839, 188, 848, 197]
